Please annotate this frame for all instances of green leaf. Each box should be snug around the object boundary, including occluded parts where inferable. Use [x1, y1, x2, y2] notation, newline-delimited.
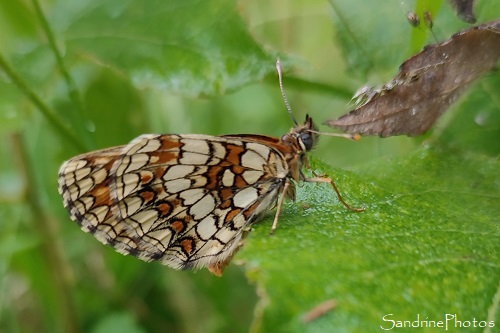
[51, 0, 274, 97]
[239, 145, 499, 333]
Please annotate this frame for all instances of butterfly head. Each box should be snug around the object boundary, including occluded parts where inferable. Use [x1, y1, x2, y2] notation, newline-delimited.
[282, 114, 319, 152]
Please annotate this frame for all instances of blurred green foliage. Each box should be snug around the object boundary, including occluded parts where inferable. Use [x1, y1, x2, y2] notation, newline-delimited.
[0, 0, 499, 333]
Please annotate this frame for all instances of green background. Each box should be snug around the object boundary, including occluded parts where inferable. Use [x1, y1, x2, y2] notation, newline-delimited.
[0, 0, 499, 332]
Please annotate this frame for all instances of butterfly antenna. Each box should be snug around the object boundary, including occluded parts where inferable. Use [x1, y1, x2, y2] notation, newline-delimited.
[276, 59, 298, 126]
[276, 59, 362, 142]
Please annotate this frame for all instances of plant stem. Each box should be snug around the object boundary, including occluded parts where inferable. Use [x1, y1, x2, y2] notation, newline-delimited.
[31, 0, 86, 116]
[12, 133, 80, 333]
[0, 52, 86, 151]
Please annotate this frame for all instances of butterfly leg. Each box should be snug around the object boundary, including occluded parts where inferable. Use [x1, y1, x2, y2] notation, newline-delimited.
[306, 171, 365, 212]
[270, 178, 292, 235]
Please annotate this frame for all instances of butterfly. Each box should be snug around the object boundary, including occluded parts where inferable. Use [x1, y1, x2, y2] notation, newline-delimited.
[58, 61, 363, 276]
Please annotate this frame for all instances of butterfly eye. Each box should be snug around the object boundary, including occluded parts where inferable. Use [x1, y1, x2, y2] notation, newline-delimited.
[299, 132, 314, 151]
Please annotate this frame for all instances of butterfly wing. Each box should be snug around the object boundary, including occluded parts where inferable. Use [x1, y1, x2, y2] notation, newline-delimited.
[58, 134, 290, 273]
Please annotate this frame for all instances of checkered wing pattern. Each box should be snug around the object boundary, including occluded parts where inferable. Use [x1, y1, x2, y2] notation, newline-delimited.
[58, 134, 291, 274]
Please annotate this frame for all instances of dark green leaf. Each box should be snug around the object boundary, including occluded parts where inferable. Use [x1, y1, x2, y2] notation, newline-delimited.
[52, 0, 273, 96]
[240, 144, 499, 332]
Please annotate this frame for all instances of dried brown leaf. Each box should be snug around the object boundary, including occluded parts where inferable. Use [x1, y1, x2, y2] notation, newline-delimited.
[326, 20, 500, 137]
